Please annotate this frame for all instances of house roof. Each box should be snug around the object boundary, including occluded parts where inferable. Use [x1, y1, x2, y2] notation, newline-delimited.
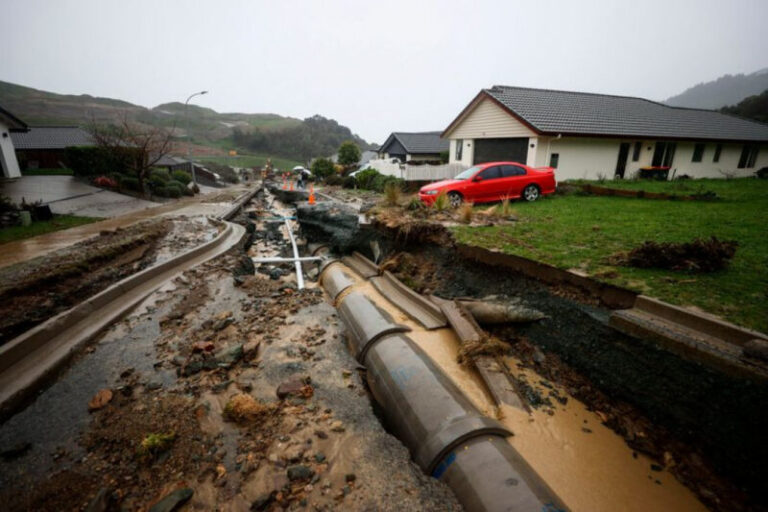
[444, 85, 768, 143]
[10, 126, 94, 149]
[381, 131, 449, 154]
[0, 106, 29, 132]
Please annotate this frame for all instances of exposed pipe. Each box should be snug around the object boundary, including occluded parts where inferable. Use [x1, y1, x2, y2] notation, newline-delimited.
[252, 256, 322, 264]
[322, 266, 566, 511]
[284, 218, 304, 289]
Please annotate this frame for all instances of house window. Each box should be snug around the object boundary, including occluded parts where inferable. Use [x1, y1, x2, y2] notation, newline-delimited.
[632, 142, 642, 162]
[455, 140, 463, 161]
[550, 153, 559, 168]
[738, 144, 759, 169]
[652, 142, 676, 167]
[713, 144, 722, 163]
[692, 143, 705, 162]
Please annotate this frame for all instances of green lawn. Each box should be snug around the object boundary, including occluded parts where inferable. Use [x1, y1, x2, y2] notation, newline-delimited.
[21, 168, 73, 176]
[452, 178, 768, 332]
[0, 215, 99, 244]
[196, 154, 303, 172]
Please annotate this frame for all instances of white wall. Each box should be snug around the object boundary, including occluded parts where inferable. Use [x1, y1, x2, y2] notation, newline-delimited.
[447, 97, 535, 140]
[667, 142, 766, 178]
[0, 121, 22, 179]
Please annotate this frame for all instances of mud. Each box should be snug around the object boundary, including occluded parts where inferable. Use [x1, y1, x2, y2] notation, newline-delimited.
[0, 190, 461, 511]
[0, 217, 219, 345]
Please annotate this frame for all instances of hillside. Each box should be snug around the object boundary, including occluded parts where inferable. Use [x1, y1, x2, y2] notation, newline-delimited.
[0, 80, 372, 161]
[665, 68, 768, 109]
[721, 89, 768, 124]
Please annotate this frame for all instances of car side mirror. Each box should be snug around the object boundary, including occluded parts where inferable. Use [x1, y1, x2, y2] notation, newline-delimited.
[473, 176, 483, 182]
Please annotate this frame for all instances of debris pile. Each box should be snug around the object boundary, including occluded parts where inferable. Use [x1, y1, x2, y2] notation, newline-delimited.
[610, 236, 738, 272]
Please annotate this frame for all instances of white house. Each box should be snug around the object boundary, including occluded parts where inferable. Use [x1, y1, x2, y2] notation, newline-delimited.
[0, 106, 28, 179]
[442, 86, 768, 180]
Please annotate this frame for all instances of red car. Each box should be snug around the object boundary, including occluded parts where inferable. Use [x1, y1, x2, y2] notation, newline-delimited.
[418, 162, 556, 207]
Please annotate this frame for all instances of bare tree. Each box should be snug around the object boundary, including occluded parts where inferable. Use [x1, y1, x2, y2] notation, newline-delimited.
[89, 113, 175, 196]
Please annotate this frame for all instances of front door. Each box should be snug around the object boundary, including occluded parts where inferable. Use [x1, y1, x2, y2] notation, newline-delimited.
[615, 142, 630, 178]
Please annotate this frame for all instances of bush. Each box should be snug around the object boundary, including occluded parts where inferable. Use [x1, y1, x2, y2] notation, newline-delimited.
[342, 176, 357, 189]
[325, 174, 343, 186]
[311, 158, 336, 179]
[383, 181, 402, 206]
[166, 187, 182, 198]
[171, 169, 192, 184]
[65, 146, 139, 177]
[354, 168, 380, 189]
[153, 186, 168, 197]
[150, 168, 171, 182]
[121, 177, 140, 191]
[338, 141, 361, 166]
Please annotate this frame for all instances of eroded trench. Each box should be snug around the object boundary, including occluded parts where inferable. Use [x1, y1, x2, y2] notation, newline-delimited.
[0, 183, 763, 511]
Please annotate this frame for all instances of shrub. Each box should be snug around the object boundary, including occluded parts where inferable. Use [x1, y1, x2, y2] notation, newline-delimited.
[171, 169, 192, 184]
[153, 186, 168, 198]
[371, 174, 388, 192]
[150, 168, 171, 182]
[757, 167, 768, 179]
[342, 176, 357, 189]
[458, 202, 474, 223]
[355, 168, 380, 189]
[325, 174, 343, 186]
[65, 146, 138, 177]
[433, 191, 449, 211]
[121, 176, 140, 191]
[311, 158, 335, 179]
[166, 187, 182, 198]
[383, 181, 402, 206]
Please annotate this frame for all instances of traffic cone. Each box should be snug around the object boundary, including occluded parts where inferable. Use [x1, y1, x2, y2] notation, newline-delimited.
[289, 180, 294, 191]
[282, 177, 287, 190]
[308, 184, 316, 205]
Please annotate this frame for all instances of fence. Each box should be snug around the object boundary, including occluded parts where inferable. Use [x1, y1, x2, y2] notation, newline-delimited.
[365, 159, 468, 182]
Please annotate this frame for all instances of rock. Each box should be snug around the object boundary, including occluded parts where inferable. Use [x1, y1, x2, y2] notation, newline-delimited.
[314, 453, 326, 463]
[216, 344, 244, 368]
[314, 430, 328, 439]
[84, 487, 113, 512]
[251, 491, 276, 511]
[287, 464, 314, 481]
[0, 442, 32, 460]
[345, 473, 356, 483]
[243, 340, 261, 361]
[88, 389, 113, 411]
[330, 420, 345, 433]
[276, 378, 307, 399]
[532, 348, 546, 365]
[212, 314, 235, 331]
[181, 360, 204, 376]
[192, 341, 215, 353]
[742, 338, 768, 361]
[148, 488, 194, 512]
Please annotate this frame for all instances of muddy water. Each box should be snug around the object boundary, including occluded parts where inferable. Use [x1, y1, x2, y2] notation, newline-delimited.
[329, 262, 707, 512]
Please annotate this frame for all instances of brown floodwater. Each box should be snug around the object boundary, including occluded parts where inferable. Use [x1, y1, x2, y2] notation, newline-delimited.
[330, 263, 707, 512]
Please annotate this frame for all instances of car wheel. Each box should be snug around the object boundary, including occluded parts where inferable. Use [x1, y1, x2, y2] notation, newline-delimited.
[522, 184, 540, 202]
[448, 192, 462, 208]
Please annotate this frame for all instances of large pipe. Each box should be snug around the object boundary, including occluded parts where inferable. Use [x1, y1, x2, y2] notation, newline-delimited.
[323, 269, 566, 511]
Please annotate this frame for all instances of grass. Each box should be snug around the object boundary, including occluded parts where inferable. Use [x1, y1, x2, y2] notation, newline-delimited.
[0, 215, 99, 244]
[452, 178, 768, 332]
[21, 168, 73, 176]
[196, 154, 302, 171]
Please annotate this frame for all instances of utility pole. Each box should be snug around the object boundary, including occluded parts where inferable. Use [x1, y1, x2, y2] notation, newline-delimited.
[184, 90, 208, 185]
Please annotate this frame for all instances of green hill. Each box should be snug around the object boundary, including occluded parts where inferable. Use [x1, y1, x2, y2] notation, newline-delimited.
[665, 68, 768, 109]
[0, 80, 373, 161]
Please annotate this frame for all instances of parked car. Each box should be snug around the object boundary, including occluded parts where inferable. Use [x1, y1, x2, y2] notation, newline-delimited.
[418, 162, 556, 206]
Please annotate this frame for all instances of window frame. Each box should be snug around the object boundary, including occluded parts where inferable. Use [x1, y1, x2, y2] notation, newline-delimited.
[478, 165, 502, 180]
[550, 153, 559, 168]
[455, 139, 463, 161]
[713, 144, 722, 163]
[632, 141, 642, 162]
[692, 143, 705, 163]
[738, 144, 759, 169]
[499, 164, 527, 177]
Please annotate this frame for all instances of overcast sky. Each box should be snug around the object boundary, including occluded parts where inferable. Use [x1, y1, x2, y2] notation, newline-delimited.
[2, 0, 767, 143]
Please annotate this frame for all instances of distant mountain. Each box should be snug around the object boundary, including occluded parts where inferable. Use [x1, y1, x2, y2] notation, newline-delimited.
[0, 80, 373, 160]
[665, 68, 768, 109]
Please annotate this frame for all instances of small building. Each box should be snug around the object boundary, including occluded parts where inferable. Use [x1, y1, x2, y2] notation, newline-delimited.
[377, 131, 449, 163]
[11, 126, 94, 170]
[442, 85, 768, 180]
[0, 106, 28, 179]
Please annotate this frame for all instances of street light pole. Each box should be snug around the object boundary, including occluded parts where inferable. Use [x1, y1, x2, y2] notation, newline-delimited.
[184, 90, 208, 185]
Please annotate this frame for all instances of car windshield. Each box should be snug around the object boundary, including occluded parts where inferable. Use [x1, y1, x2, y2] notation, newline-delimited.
[453, 166, 481, 180]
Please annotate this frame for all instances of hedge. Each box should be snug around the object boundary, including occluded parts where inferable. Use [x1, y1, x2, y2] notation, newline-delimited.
[65, 146, 140, 177]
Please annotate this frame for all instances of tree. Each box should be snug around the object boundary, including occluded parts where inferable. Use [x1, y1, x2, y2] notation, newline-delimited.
[89, 114, 175, 196]
[337, 140, 361, 167]
[721, 89, 768, 123]
[311, 157, 335, 179]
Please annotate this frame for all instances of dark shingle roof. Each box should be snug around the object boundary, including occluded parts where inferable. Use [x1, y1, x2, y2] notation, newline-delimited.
[0, 106, 28, 131]
[473, 86, 768, 142]
[10, 126, 94, 149]
[385, 131, 449, 154]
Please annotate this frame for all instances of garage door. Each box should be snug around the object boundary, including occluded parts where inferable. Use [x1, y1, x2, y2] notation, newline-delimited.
[473, 138, 529, 165]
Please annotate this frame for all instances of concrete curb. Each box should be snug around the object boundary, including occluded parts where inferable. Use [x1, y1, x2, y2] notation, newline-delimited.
[0, 218, 246, 422]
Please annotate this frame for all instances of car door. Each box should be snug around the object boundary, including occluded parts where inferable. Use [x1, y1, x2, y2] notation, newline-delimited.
[469, 165, 502, 202]
[499, 164, 528, 198]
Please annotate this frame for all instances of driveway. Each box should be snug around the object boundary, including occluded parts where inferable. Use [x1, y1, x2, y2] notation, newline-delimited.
[1, 176, 158, 218]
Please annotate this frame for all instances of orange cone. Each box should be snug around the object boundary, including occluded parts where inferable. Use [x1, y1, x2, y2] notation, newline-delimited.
[289, 180, 294, 191]
[308, 184, 316, 205]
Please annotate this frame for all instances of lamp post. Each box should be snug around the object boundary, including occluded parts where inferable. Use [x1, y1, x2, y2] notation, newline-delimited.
[184, 90, 208, 185]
